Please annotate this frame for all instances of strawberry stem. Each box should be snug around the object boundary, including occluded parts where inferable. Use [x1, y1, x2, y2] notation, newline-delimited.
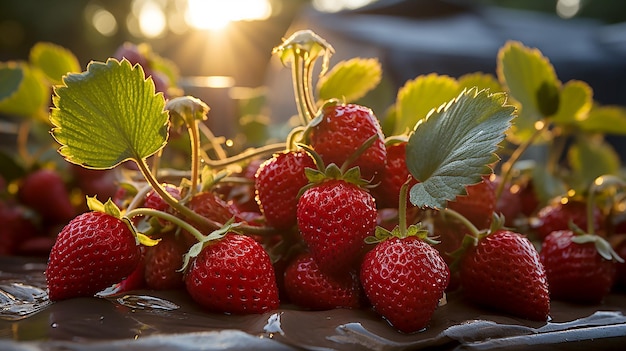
[587, 175, 626, 235]
[442, 208, 481, 238]
[273, 30, 335, 125]
[134, 157, 216, 232]
[496, 120, 547, 201]
[126, 207, 205, 242]
[188, 119, 201, 197]
[398, 178, 411, 238]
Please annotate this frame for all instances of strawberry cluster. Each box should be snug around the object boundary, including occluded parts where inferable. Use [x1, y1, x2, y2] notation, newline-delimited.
[39, 30, 626, 336]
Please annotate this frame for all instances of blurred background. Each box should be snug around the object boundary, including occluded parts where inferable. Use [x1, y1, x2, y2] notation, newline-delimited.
[1, 0, 626, 138]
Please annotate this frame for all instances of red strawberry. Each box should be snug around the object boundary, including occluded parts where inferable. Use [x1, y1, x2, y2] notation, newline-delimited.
[297, 179, 377, 275]
[255, 150, 315, 229]
[45, 211, 141, 301]
[371, 141, 419, 209]
[184, 233, 279, 314]
[360, 232, 450, 333]
[459, 230, 550, 321]
[534, 198, 603, 240]
[540, 230, 619, 303]
[308, 102, 387, 182]
[217, 158, 263, 214]
[143, 184, 181, 227]
[283, 252, 361, 310]
[492, 176, 523, 227]
[447, 176, 497, 229]
[144, 184, 181, 213]
[144, 233, 189, 290]
[18, 168, 76, 224]
[0, 202, 40, 255]
[188, 191, 243, 225]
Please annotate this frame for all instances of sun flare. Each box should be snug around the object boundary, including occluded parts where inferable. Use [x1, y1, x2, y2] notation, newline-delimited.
[185, 0, 272, 31]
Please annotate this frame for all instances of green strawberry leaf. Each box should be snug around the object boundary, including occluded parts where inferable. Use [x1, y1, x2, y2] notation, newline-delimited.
[458, 72, 502, 93]
[578, 105, 626, 135]
[550, 80, 593, 127]
[317, 58, 382, 103]
[0, 62, 49, 118]
[50, 58, 169, 169]
[393, 73, 459, 135]
[406, 88, 515, 209]
[29, 42, 81, 85]
[567, 135, 621, 194]
[497, 41, 560, 126]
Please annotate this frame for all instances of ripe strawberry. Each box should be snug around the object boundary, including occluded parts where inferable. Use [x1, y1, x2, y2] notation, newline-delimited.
[18, 168, 76, 224]
[144, 184, 181, 213]
[144, 233, 189, 290]
[360, 232, 450, 333]
[0, 202, 39, 255]
[447, 176, 496, 229]
[540, 230, 619, 303]
[533, 198, 603, 240]
[184, 233, 279, 314]
[45, 211, 141, 301]
[283, 253, 361, 310]
[371, 141, 419, 209]
[492, 177, 523, 227]
[297, 179, 377, 275]
[142, 184, 181, 228]
[459, 230, 550, 321]
[307, 103, 387, 182]
[188, 190, 243, 225]
[255, 150, 315, 229]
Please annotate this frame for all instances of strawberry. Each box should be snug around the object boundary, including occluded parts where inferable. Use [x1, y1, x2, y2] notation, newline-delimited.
[255, 150, 315, 229]
[540, 230, 620, 303]
[144, 184, 181, 213]
[297, 179, 377, 275]
[188, 190, 242, 225]
[283, 253, 361, 310]
[533, 198, 603, 240]
[45, 210, 141, 301]
[459, 229, 550, 321]
[0, 202, 40, 255]
[307, 102, 387, 182]
[142, 184, 181, 228]
[18, 168, 76, 225]
[492, 176, 523, 227]
[371, 141, 419, 209]
[360, 228, 450, 333]
[184, 233, 279, 314]
[144, 233, 189, 290]
[447, 176, 497, 229]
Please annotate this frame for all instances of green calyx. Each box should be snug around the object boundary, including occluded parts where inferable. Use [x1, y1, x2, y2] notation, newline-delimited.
[365, 223, 436, 245]
[444, 210, 508, 271]
[296, 141, 372, 196]
[366, 178, 438, 246]
[86, 196, 160, 247]
[179, 218, 241, 272]
[569, 222, 624, 263]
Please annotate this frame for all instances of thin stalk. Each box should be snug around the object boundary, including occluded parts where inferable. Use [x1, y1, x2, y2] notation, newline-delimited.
[496, 121, 547, 200]
[17, 120, 33, 167]
[188, 120, 201, 197]
[198, 121, 228, 160]
[442, 208, 481, 238]
[202, 142, 286, 169]
[291, 54, 312, 125]
[398, 179, 409, 238]
[302, 56, 318, 119]
[126, 207, 205, 243]
[134, 157, 215, 232]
